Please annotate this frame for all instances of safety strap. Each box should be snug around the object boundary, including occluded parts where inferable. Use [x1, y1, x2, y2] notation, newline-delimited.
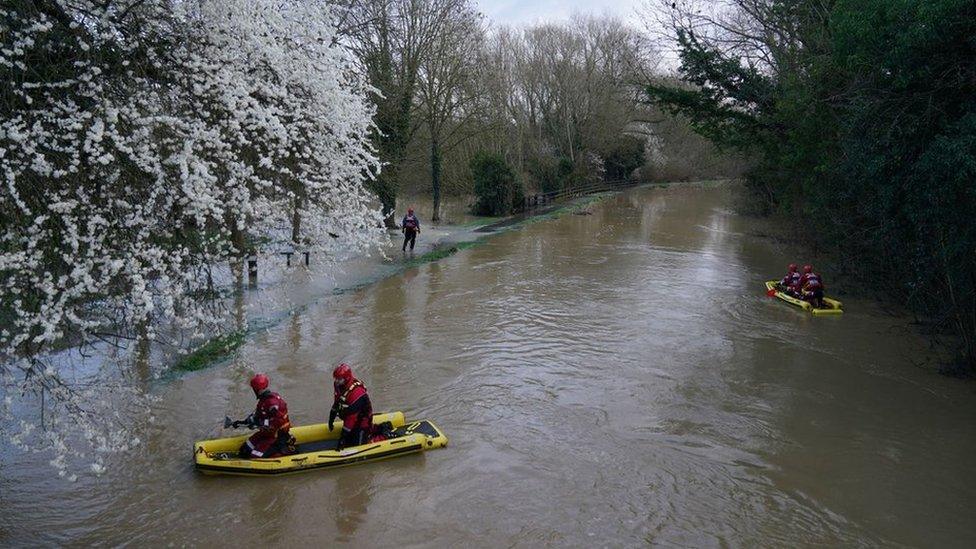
[338, 380, 365, 409]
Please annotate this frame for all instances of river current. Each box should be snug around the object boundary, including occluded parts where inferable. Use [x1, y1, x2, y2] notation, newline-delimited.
[2, 184, 974, 547]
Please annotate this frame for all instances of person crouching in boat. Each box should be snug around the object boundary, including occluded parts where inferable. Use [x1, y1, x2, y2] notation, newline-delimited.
[239, 374, 295, 458]
[329, 363, 386, 449]
[799, 265, 826, 308]
[780, 263, 801, 296]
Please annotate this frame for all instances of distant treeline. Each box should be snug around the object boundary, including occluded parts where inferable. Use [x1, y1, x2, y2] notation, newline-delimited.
[334, 1, 744, 222]
[646, 0, 976, 374]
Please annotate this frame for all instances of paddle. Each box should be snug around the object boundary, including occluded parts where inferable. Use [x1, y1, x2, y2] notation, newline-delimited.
[223, 415, 255, 429]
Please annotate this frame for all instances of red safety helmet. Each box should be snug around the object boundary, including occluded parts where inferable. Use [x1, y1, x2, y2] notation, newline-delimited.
[788, 263, 798, 272]
[802, 264, 813, 274]
[250, 373, 269, 395]
[333, 363, 354, 388]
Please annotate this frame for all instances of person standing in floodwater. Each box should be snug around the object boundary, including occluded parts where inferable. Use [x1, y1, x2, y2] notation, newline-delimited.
[401, 208, 420, 252]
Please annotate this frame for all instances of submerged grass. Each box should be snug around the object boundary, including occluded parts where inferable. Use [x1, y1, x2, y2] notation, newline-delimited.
[173, 329, 247, 372]
[456, 216, 504, 228]
[517, 193, 614, 226]
[404, 240, 482, 268]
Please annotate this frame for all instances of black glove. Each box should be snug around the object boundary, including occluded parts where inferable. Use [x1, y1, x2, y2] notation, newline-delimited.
[328, 408, 337, 431]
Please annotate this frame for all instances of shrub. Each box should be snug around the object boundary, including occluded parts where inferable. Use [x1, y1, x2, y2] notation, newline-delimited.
[526, 155, 575, 193]
[471, 152, 523, 216]
[601, 136, 646, 181]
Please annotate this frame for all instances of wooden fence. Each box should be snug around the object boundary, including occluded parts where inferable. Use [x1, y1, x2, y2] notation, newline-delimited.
[521, 178, 644, 212]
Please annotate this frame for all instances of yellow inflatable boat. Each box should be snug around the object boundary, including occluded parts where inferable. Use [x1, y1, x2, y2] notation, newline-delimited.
[765, 281, 843, 315]
[194, 411, 448, 476]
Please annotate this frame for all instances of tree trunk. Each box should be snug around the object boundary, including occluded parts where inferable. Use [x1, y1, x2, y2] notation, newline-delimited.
[367, 164, 399, 229]
[291, 196, 302, 245]
[229, 217, 247, 292]
[382, 198, 397, 229]
[431, 134, 442, 222]
[134, 320, 151, 385]
[371, 170, 399, 229]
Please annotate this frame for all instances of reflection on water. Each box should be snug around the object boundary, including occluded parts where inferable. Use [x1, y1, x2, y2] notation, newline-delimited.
[251, 487, 295, 546]
[3, 185, 975, 547]
[335, 467, 372, 542]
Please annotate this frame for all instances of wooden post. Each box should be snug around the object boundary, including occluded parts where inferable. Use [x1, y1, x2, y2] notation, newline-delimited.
[303, 251, 310, 266]
[247, 255, 258, 288]
[284, 252, 293, 267]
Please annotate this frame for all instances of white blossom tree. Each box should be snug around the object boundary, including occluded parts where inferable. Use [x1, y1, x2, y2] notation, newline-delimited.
[0, 0, 382, 477]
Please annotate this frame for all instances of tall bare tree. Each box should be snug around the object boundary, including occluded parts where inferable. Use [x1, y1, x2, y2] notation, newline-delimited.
[340, 0, 475, 226]
[416, 3, 484, 221]
[471, 16, 659, 190]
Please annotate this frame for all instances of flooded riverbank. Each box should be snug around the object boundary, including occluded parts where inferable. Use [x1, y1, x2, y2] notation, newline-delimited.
[3, 184, 975, 547]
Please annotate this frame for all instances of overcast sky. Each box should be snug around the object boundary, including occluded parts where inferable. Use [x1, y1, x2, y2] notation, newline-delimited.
[477, 0, 647, 28]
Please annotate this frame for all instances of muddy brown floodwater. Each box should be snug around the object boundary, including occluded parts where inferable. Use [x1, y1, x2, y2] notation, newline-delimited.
[2, 184, 975, 547]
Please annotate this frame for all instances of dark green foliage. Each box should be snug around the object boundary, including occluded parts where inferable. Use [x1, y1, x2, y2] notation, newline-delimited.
[601, 136, 646, 181]
[528, 156, 574, 193]
[647, 0, 976, 372]
[470, 152, 524, 216]
[646, 30, 775, 150]
[510, 172, 526, 213]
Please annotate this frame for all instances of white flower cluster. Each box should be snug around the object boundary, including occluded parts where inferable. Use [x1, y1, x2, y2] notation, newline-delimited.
[0, 0, 382, 474]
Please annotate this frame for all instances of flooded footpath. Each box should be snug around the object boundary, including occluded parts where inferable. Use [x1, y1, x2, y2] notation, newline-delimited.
[2, 184, 975, 547]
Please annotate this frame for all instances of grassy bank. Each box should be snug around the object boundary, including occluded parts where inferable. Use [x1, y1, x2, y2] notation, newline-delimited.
[173, 329, 247, 372]
[404, 240, 483, 268]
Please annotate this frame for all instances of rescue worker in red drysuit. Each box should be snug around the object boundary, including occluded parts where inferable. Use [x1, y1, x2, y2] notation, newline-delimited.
[239, 374, 295, 458]
[329, 363, 385, 449]
[401, 208, 421, 252]
[799, 264, 826, 308]
[780, 263, 801, 296]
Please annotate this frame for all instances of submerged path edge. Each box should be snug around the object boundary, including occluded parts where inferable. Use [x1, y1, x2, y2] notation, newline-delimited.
[168, 187, 652, 378]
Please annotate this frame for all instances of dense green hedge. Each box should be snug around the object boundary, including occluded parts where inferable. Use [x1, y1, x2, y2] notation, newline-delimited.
[471, 152, 524, 216]
[647, 0, 976, 374]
